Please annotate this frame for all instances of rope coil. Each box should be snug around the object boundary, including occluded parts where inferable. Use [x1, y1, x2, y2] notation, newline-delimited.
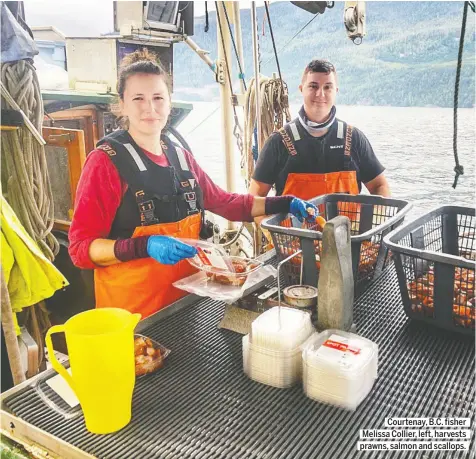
[1, 60, 59, 260]
[243, 76, 291, 184]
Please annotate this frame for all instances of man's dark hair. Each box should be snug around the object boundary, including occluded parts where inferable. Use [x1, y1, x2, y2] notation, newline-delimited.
[302, 59, 336, 82]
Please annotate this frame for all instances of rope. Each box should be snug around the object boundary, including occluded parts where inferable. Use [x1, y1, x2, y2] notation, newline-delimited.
[452, 1, 470, 189]
[222, 1, 247, 91]
[1, 60, 59, 260]
[243, 76, 291, 184]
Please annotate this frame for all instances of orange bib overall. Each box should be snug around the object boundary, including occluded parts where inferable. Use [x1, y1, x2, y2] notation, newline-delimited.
[279, 122, 359, 200]
[92, 130, 203, 319]
[95, 213, 201, 319]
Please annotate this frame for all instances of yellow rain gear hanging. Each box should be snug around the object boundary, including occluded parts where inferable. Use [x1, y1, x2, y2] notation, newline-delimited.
[1, 196, 68, 313]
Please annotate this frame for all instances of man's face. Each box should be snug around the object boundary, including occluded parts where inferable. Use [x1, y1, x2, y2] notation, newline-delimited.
[299, 71, 338, 122]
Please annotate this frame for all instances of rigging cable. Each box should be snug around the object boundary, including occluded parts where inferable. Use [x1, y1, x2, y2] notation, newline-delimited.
[264, 2, 284, 86]
[452, 1, 471, 188]
[204, 2, 209, 32]
[215, 1, 245, 167]
[263, 11, 321, 66]
[222, 1, 247, 91]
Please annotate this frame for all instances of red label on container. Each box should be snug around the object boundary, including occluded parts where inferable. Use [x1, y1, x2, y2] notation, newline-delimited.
[196, 248, 212, 266]
[322, 339, 361, 355]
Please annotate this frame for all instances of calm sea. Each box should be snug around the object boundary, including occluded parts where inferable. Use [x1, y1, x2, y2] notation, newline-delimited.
[178, 103, 475, 222]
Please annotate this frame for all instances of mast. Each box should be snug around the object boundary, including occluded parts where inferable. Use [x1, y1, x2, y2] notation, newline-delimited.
[233, 2, 246, 95]
[216, 1, 236, 231]
[251, 1, 262, 152]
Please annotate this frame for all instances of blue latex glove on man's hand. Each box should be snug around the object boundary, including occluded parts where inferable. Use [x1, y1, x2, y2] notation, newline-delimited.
[289, 198, 319, 223]
[147, 236, 198, 265]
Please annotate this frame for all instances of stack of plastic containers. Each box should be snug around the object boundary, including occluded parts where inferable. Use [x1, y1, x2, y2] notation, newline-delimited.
[302, 330, 378, 410]
[243, 307, 314, 388]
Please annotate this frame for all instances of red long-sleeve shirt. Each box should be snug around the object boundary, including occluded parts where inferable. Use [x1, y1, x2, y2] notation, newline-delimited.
[69, 147, 254, 269]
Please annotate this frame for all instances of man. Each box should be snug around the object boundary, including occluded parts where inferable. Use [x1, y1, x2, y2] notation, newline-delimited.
[249, 60, 390, 201]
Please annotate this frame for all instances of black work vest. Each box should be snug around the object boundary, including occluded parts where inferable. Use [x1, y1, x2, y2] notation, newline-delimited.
[276, 118, 356, 194]
[96, 130, 203, 239]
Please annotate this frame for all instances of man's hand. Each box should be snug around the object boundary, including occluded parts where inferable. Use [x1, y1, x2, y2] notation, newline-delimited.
[290, 198, 319, 223]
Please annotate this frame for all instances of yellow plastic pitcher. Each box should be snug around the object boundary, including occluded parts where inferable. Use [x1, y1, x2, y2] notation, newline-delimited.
[45, 308, 141, 434]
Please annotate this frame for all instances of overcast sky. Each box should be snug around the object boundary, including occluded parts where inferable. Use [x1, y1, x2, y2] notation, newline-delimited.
[24, 1, 274, 37]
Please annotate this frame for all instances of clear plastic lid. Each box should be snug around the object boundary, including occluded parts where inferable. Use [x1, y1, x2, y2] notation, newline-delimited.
[251, 307, 314, 351]
[178, 239, 236, 273]
[302, 330, 378, 376]
[180, 239, 265, 282]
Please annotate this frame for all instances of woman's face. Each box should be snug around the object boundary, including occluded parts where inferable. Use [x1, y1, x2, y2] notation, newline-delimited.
[120, 73, 171, 136]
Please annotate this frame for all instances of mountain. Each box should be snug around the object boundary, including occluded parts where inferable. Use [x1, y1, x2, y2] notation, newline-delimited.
[172, 1, 475, 107]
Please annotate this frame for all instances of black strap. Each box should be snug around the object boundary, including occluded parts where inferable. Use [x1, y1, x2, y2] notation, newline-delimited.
[343, 124, 353, 171]
[278, 126, 298, 156]
[161, 137, 203, 218]
[97, 136, 160, 225]
[99, 131, 204, 226]
[99, 131, 184, 225]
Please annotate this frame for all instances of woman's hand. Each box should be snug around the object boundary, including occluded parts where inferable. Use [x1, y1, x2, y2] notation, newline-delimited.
[147, 236, 197, 265]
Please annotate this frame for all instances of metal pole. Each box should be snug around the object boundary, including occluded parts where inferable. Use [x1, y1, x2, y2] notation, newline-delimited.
[1, 266, 26, 386]
[251, 2, 262, 152]
[232, 2, 246, 94]
[184, 36, 216, 74]
[217, 1, 235, 230]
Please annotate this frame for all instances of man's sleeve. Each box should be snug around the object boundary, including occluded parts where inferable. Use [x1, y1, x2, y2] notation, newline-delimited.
[252, 133, 284, 185]
[353, 128, 386, 183]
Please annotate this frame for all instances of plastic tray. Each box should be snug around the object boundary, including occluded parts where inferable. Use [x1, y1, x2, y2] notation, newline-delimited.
[261, 193, 412, 292]
[134, 334, 171, 377]
[384, 205, 475, 335]
[181, 238, 265, 287]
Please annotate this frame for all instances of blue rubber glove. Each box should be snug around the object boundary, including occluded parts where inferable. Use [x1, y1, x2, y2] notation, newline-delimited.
[289, 198, 319, 223]
[147, 236, 198, 265]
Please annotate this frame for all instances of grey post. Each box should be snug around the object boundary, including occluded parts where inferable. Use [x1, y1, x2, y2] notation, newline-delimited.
[317, 216, 354, 331]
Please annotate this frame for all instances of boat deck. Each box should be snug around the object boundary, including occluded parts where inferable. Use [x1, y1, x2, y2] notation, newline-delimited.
[1, 262, 474, 459]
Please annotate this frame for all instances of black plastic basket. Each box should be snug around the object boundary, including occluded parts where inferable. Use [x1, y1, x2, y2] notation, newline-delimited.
[384, 205, 475, 335]
[261, 193, 412, 292]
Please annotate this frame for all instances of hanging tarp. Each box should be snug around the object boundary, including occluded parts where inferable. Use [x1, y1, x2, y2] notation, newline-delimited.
[1, 2, 38, 63]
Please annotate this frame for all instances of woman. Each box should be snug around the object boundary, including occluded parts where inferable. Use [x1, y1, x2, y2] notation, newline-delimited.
[69, 49, 317, 318]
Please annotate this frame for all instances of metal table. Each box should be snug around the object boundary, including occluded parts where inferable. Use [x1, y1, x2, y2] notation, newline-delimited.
[1, 264, 474, 459]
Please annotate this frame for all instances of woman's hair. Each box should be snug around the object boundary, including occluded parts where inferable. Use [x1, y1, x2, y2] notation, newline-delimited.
[117, 48, 171, 99]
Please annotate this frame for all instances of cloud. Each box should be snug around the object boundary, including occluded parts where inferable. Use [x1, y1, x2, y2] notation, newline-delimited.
[25, 1, 114, 37]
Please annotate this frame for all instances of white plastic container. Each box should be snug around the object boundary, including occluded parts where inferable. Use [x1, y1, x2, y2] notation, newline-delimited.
[301, 330, 378, 410]
[251, 307, 314, 351]
[243, 335, 302, 388]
